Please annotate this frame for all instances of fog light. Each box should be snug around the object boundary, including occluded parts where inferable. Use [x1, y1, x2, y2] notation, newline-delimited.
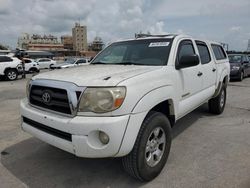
[99, 131, 109, 145]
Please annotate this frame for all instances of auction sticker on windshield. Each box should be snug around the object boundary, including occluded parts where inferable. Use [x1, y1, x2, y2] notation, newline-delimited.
[149, 42, 170, 47]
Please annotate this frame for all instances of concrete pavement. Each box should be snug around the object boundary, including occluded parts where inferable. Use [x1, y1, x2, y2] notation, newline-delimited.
[0, 75, 250, 188]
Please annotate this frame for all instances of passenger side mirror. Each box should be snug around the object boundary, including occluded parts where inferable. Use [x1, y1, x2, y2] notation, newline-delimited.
[177, 54, 200, 69]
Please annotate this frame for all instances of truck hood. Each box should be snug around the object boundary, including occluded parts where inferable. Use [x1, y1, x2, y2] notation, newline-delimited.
[33, 64, 162, 86]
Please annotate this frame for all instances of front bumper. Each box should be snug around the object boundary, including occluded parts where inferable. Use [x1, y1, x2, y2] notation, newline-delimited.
[230, 70, 240, 78]
[20, 99, 130, 158]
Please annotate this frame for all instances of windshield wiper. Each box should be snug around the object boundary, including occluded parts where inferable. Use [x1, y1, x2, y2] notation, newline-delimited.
[115, 61, 142, 65]
[91, 61, 107, 65]
[91, 61, 142, 65]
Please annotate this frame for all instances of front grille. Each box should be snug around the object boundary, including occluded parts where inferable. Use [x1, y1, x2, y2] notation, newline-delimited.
[23, 117, 72, 141]
[29, 85, 71, 115]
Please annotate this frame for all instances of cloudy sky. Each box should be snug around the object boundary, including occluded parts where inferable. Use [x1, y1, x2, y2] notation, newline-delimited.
[0, 0, 249, 50]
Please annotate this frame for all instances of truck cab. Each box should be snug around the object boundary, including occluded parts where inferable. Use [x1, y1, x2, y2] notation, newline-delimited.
[20, 34, 230, 181]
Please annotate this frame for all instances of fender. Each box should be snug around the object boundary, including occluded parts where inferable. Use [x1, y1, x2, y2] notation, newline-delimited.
[213, 68, 229, 98]
[1, 67, 15, 75]
[132, 85, 176, 114]
[116, 85, 176, 157]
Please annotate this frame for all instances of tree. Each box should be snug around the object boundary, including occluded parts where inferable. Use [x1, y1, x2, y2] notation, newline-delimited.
[0, 43, 8, 50]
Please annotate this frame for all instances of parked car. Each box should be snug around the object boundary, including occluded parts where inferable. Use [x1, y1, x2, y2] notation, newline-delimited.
[0, 55, 23, 80]
[35, 58, 56, 69]
[21, 34, 230, 181]
[23, 58, 40, 73]
[51, 58, 88, 69]
[228, 54, 250, 81]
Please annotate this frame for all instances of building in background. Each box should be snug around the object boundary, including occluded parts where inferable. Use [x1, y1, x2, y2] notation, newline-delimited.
[61, 35, 73, 50]
[17, 33, 30, 50]
[88, 36, 104, 52]
[27, 43, 64, 51]
[17, 34, 63, 51]
[30, 34, 59, 44]
[247, 39, 250, 52]
[72, 23, 88, 51]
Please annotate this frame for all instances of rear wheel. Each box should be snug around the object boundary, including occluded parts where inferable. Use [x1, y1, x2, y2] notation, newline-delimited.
[5, 69, 18, 81]
[29, 67, 38, 73]
[208, 84, 226, 114]
[122, 111, 172, 181]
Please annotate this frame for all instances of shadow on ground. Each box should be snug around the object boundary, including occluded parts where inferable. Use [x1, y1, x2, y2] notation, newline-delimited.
[1, 104, 212, 188]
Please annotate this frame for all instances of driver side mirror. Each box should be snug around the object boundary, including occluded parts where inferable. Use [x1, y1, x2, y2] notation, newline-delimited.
[176, 54, 200, 69]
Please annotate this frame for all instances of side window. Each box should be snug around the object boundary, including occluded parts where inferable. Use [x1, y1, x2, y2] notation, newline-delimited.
[195, 41, 211, 64]
[246, 56, 250, 62]
[24, 60, 31, 63]
[0, 56, 13, 62]
[177, 40, 195, 63]
[0, 57, 4, 63]
[212, 44, 227, 60]
[218, 46, 227, 59]
[40, 59, 47, 62]
[77, 59, 86, 64]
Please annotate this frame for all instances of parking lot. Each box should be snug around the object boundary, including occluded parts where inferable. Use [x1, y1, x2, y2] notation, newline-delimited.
[0, 74, 250, 188]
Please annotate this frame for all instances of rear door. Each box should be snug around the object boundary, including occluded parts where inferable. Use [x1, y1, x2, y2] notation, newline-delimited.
[196, 41, 216, 92]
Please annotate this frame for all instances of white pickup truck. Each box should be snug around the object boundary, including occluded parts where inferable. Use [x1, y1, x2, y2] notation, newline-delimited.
[20, 34, 230, 181]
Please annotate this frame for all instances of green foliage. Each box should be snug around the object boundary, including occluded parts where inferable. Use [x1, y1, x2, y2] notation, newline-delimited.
[0, 43, 8, 50]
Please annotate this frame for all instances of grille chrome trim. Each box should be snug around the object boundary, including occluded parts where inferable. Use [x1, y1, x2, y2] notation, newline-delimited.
[28, 79, 86, 117]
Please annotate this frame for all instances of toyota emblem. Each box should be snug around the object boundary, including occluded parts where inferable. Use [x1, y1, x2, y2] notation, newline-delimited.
[42, 91, 51, 104]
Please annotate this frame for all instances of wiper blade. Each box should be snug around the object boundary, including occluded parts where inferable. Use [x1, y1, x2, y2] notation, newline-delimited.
[91, 62, 107, 65]
[116, 61, 141, 65]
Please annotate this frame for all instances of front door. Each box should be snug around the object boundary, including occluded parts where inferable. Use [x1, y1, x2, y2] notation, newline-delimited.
[175, 39, 203, 118]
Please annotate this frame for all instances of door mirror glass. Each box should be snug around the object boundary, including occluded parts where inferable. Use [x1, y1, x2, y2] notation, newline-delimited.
[177, 55, 200, 69]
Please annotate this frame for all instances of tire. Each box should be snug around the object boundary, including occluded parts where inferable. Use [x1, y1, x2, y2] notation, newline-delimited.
[208, 84, 226, 114]
[5, 69, 18, 81]
[49, 64, 54, 69]
[238, 71, 244, 81]
[29, 68, 38, 73]
[122, 111, 172, 181]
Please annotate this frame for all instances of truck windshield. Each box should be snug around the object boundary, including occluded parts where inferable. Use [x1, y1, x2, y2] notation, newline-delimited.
[92, 39, 173, 66]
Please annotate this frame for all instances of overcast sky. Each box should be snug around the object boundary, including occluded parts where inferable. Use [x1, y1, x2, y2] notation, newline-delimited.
[0, 0, 249, 51]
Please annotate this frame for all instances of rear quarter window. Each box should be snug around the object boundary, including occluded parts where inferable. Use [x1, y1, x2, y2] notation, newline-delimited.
[211, 44, 227, 60]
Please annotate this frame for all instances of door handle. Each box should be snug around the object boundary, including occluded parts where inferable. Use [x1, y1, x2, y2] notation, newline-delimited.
[212, 68, 216, 72]
[197, 72, 203, 77]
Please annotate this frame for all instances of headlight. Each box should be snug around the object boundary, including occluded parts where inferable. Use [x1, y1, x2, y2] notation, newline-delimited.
[231, 66, 240, 70]
[26, 79, 31, 99]
[78, 87, 126, 113]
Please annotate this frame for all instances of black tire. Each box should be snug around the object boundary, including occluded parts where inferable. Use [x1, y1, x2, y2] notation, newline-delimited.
[208, 84, 226, 114]
[49, 64, 54, 69]
[5, 69, 18, 81]
[29, 67, 38, 73]
[122, 111, 172, 181]
[238, 71, 244, 81]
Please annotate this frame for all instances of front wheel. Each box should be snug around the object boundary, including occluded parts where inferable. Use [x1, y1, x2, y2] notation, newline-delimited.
[122, 111, 172, 181]
[5, 69, 18, 81]
[49, 64, 54, 69]
[208, 84, 226, 114]
[238, 71, 244, 81]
